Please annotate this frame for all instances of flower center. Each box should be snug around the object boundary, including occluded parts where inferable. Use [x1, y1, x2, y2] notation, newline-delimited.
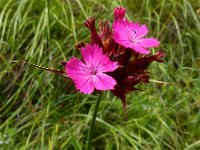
[133, 29, 136, 34]
[127, 29, 137, 44]
[90, 68, 97, 75]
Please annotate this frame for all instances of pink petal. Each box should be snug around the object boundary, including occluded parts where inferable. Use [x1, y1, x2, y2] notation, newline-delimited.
[113, 32, 130, 46]
[66, 58, 95, 94]
[135, 24, 149, 38]
[81, 44, 119, 73]
[113, 22, 129, 40]
[74, 76, 95, 94]
[131, 43, 150, 54]
[81, 44, 104, 68]
[113, 23, 132, 47]
[66, 58, 90, 80]
[93, 73, 117, 90]
[97, 59, 118, 73]
[138, 38, 160, 48]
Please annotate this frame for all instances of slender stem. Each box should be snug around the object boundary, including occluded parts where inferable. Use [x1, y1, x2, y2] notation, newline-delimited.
[86, 94, 101, 150]
[46, 0, 51, 51]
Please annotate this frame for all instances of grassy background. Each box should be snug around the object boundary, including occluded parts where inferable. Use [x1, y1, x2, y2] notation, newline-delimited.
[0, 0, 200, 149]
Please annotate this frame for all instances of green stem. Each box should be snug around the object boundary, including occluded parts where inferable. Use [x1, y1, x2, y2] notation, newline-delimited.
[86, 94, 101, 150]
[46, 0, 51, 51]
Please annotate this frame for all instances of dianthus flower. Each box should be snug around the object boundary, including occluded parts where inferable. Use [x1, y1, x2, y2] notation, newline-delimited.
[65, 44, 119, 94]
[113, 19, 160, 54]
[75, 6, 165, 109]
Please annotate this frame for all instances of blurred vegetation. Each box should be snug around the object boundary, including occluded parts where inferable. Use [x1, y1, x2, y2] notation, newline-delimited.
[0, 0, 200, 149]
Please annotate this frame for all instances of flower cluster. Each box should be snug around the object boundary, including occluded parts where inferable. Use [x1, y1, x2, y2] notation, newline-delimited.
[64, 6, 165, 109]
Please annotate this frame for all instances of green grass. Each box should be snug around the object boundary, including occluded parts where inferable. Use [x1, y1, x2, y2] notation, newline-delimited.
[0, 0, 200, 149]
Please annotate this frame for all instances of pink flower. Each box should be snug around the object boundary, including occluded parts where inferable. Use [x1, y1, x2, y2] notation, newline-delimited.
[113, 20, 160, 54]
[65, 44, 119, 94]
